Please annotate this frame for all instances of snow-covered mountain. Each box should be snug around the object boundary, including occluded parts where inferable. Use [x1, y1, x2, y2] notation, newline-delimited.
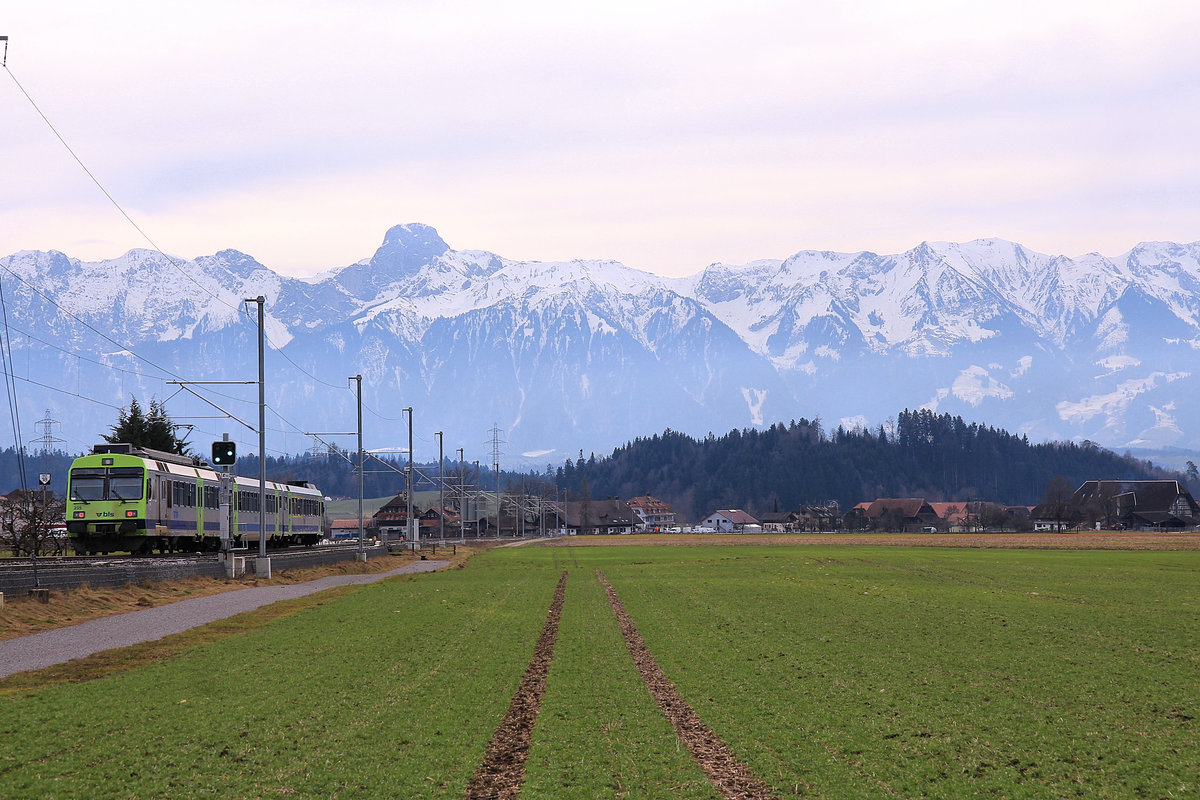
[3, 223, 1199, 466]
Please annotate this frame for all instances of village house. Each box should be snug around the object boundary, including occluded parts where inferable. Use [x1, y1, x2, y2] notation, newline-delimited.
[847, 498, 941, 532]
[758, 510, 800, 532]
[562, 499, 639, 535]
[626, 495, 677, 531]
[371, 492, 414, 539]
[795, 503, 842, 532]
[417, 506, 462, 539]
[927, 502, 969, 532]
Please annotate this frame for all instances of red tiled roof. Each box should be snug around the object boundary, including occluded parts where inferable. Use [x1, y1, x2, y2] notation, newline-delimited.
[865, 498, 933, 519]
[627, 495, 674, 514]
[927, 502, 968, 522]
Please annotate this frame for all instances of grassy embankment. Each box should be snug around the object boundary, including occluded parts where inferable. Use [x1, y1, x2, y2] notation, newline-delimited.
[2, 542, 1197, 798]
[0, 552, 461, 642]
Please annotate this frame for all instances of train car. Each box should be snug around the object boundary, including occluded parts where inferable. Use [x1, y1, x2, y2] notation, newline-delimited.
[65, 443, 325, 555]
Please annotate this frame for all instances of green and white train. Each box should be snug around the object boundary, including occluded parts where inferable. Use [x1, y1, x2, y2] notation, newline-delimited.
[65, 443, 325, 555]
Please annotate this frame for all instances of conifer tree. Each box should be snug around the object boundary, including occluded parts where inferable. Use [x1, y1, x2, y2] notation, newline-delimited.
[104, 396, 190, 454]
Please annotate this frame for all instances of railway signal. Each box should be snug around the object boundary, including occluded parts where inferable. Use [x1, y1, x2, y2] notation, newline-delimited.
[211, 440, 237, 465]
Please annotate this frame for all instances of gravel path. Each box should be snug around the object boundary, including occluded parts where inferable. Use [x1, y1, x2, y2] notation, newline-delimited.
[0, 560, 449, 679]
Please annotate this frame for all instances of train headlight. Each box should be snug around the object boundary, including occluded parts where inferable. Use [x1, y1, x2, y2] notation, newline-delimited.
[73, 510, 85, 519]
[125, 510, 137, 518]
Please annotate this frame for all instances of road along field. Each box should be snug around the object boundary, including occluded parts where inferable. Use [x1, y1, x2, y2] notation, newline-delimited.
[1, 542, 1197, 798]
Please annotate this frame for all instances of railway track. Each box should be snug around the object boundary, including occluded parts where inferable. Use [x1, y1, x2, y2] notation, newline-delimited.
[0, 542, 385, 595]
[0, 553, 218, 568]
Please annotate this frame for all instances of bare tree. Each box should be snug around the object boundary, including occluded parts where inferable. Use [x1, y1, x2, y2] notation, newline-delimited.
[1, 490, 66, 557]
[1040, 476, 1076, 532]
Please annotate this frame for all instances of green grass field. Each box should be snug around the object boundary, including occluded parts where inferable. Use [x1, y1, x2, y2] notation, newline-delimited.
[2, 544, 1197, 798]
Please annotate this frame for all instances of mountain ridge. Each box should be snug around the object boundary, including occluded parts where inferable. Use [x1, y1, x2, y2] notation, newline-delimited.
[4, 224, 1199, 463]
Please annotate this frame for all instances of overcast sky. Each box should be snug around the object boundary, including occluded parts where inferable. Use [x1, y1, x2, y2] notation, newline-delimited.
[3, 0, 1199, 279]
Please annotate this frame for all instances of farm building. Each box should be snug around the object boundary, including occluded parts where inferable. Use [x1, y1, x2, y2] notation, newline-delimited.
[699, 509, 761, 533]
[1069, 480, 1199, 530]
[329, 519, 367, 540]
[562, 499, 638, 535]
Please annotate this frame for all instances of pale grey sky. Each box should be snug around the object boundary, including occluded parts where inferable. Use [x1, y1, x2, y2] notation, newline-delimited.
[3, 0, 1199, 277]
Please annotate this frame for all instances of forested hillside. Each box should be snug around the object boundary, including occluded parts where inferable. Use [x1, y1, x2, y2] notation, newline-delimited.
[8, 408, 1184, 527]
[555, 409, 1178, 523]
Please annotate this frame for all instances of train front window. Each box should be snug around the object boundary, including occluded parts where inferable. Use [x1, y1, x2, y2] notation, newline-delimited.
[69, 471, 105, 501]
[110, 469, 144, 501]
[68, 467, 145, 501]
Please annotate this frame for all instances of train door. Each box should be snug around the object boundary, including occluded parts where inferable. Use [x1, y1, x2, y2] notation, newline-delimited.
[149, 471, 168, 537]
[280, 490, 290, 542]
[195, 479, 205, 544]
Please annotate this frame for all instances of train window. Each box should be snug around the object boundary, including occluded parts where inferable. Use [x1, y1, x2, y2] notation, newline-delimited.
[69, 470, 106, 501]
[171, 481, 196, 507]
[69, 467, 147, 502]
[110, 469, 144, 501]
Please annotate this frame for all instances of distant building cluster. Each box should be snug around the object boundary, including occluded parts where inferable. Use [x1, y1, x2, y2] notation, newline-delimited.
[323, 479, 1200, 539]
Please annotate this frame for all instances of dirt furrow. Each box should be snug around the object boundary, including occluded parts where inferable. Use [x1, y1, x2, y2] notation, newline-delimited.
[464, 570, 568, 799]
[597, 569, 778, 800]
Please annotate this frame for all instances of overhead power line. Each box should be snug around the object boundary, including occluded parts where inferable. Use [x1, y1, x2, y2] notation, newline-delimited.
[6, 43, 350, 397]
[2, 38, 392, 449]
[3, 51, 237, 314]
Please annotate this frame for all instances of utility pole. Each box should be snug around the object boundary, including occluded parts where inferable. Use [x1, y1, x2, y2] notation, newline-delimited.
[435, 431, 444, 541]
[351, 375, 365, 560]
[457, 447, 465, 542]
[474, 460, 480, 537]
[245, 296, 269, 576]
[490, 423, 504, 539]
[404, 407, 414, 544]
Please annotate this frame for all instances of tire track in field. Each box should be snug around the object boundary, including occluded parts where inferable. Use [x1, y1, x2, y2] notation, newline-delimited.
[464, 570, 568, 800]
[597, 569, 778, 800]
